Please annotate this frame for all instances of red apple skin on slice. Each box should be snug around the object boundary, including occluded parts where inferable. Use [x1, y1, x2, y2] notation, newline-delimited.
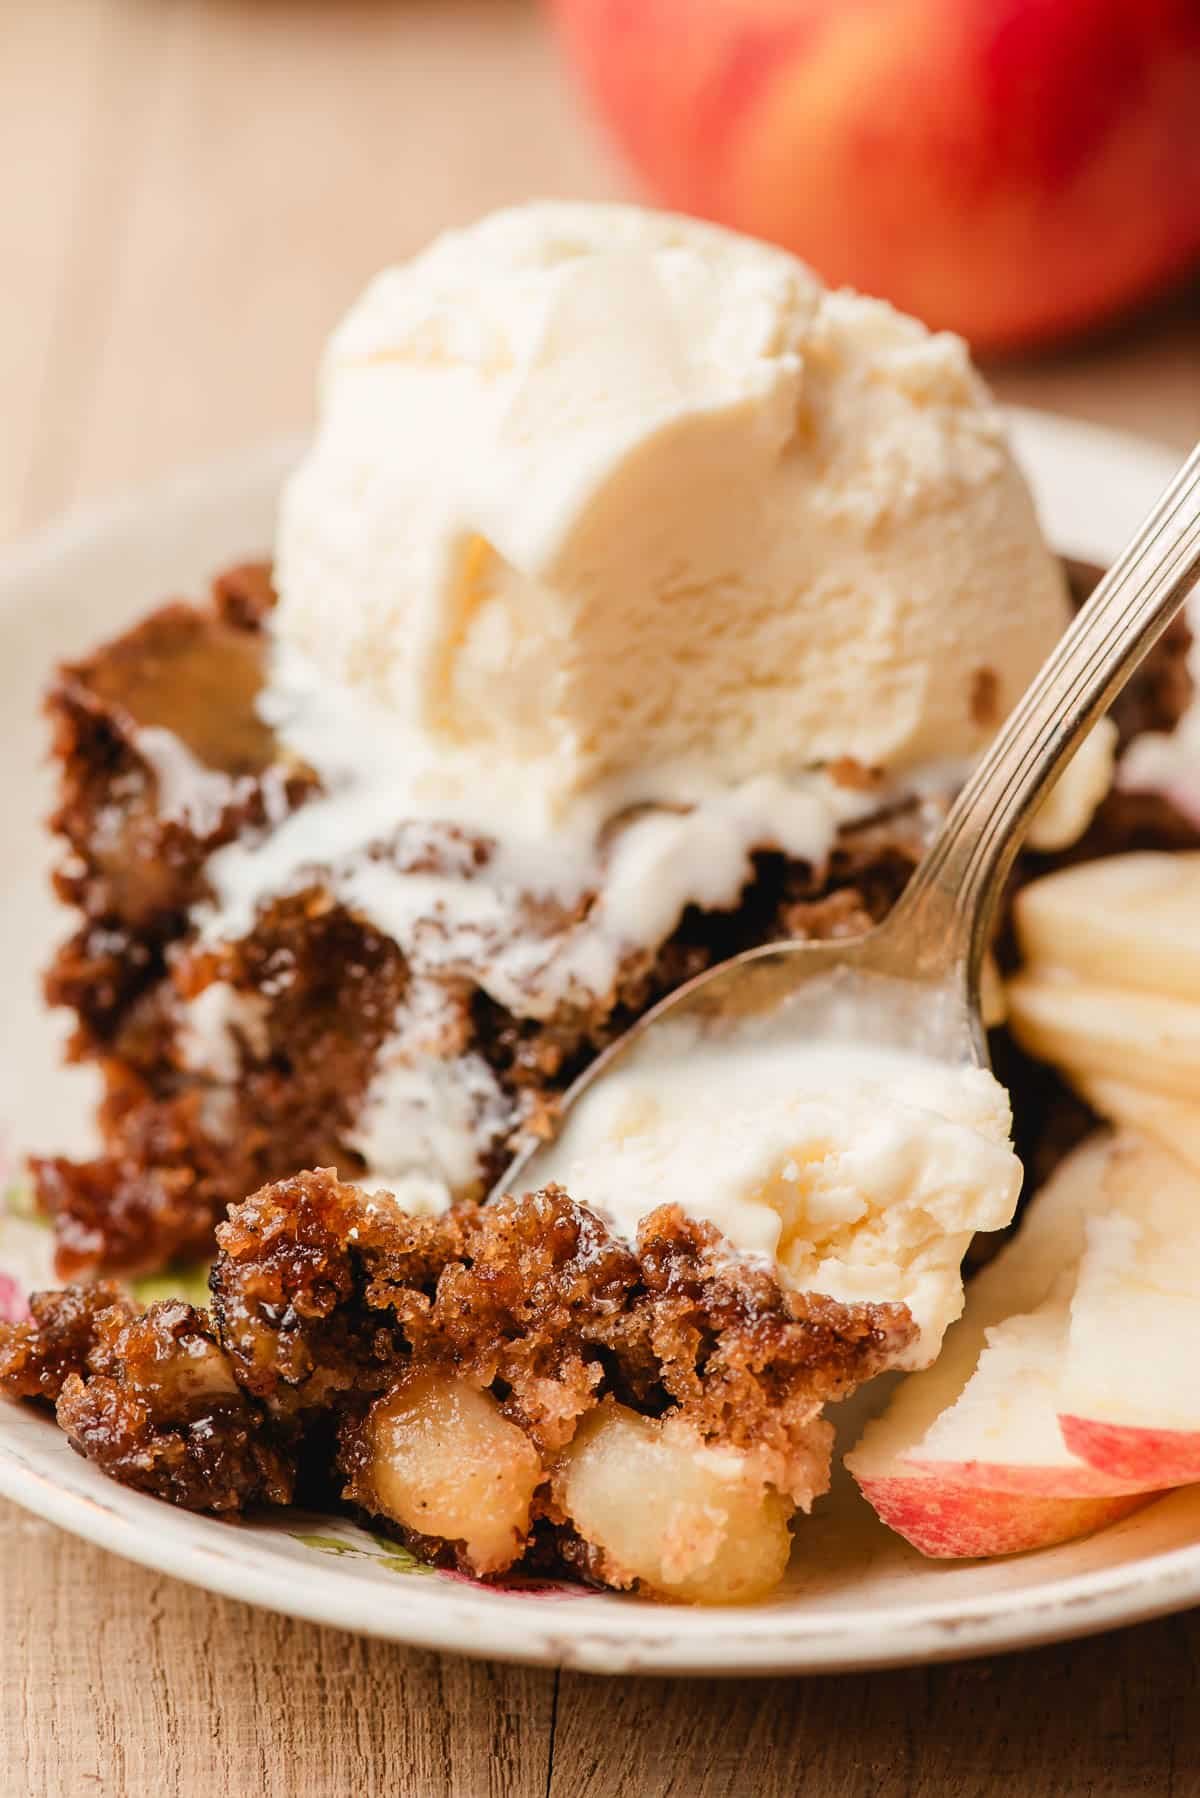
[850, 1299, 1157, 1559]
[899, 1450, 1150, 1501]
[1055, 1137, 1200, 1491]
[856, 1475, 1150, 1560]
[847, 1137, 1168, 1559]
[1059, 1417, 1200, 1488]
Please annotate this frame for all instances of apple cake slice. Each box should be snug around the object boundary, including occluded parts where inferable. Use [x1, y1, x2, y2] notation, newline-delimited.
[1, 1170, 912, 1603]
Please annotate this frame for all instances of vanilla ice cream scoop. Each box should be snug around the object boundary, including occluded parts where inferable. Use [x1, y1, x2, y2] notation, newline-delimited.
[271, 202, 1071, 836]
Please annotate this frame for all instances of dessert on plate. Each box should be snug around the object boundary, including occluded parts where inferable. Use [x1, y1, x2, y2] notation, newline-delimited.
[4, 203, 1200, 1603]
[34, 203, 1080, 1280]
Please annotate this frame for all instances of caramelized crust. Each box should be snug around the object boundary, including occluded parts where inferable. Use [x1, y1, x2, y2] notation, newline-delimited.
[55, 1301, 293, 1513]
[3, 1172, 913, 1594]
[214, 1172, 912, 1454]
[212, 1170, 477, 1413]
[0, 1285, 291, 1513]
[0, 1282, 132, 1402]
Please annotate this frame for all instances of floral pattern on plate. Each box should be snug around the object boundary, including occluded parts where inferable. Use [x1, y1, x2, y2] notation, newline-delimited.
[288, 1523, 585, 1596]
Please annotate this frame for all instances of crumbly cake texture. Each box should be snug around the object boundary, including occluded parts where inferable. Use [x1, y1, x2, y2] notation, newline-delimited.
[33, 561, 1199, 1280]
[0, 1283, 291, 1513]
[0, 1172, 912, 1597]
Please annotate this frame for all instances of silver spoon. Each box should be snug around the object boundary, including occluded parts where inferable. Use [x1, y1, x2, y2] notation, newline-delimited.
[498, 437, 1200, 1196]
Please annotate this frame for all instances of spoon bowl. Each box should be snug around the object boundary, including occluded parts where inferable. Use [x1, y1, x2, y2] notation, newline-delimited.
[500, 436, 1200, 1200]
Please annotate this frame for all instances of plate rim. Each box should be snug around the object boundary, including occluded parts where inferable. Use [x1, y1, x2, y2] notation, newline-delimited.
[6, 1423, 1200, 1675]
[0, 407, 1193, 1676]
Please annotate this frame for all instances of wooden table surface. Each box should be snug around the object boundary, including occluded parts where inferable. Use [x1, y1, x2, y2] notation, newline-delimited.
[3, 4, 1200, 1794]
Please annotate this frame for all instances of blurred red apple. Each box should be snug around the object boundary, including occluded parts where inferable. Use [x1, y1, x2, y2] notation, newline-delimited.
[547, 0, 1200, 350]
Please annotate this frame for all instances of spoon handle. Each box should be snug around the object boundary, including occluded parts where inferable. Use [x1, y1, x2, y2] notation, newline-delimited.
[898, 437, 1200, 991]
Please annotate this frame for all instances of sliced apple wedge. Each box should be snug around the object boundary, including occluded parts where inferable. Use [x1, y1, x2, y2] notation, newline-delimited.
[1059, 1134, 1200, 1487]
[1010, 850, 1200, 1183]
[853, 1476, 1146, 1562]
[1014, 852, 1200, 1001]
[852, 1297, 1149, 1557]
[987, 850, 1200, 1516]
[847, 1135, 1162, 1558]
[1007, 973, 1200, 1102]
[902, 1293, 1139, 1499]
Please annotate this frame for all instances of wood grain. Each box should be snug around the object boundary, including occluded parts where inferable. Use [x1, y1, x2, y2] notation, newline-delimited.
[2, 3, 1200, 1795]
[549, 1625, 1200, 1798]
[0, 1498, 555, 1798]
[0, 0, 624, 540]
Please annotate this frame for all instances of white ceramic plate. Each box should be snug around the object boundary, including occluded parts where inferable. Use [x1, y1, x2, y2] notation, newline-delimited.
[2, 411, 1197, 1676]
